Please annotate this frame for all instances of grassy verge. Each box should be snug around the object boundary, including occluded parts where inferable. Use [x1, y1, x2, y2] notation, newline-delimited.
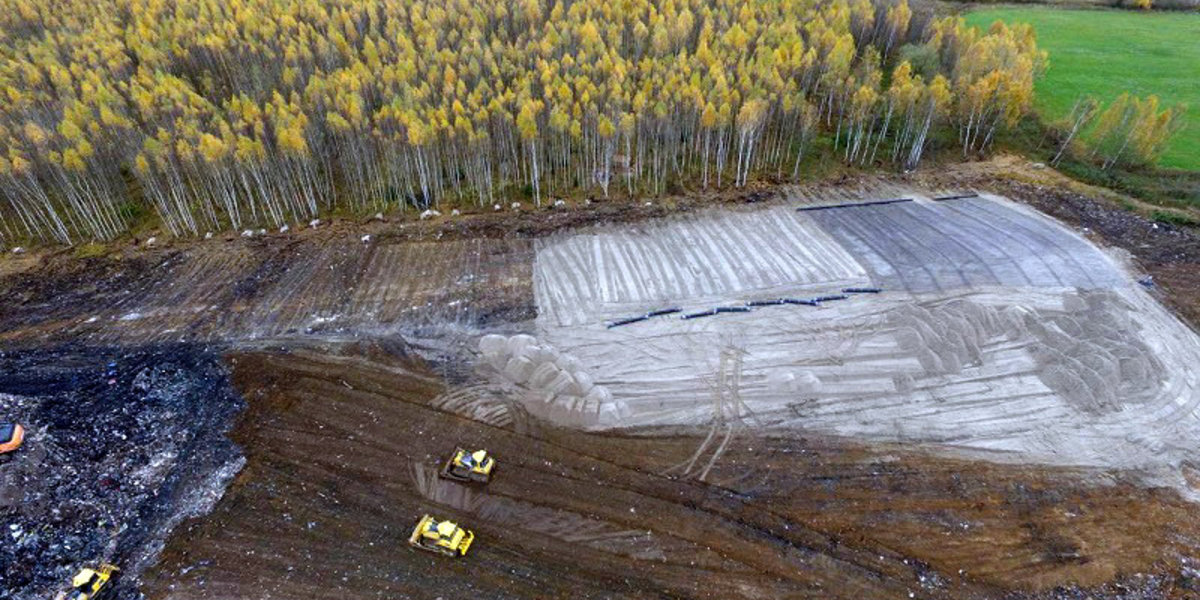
[966, 7, 1200, 172]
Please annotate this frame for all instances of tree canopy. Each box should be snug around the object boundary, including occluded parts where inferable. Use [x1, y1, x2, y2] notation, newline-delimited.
[0, 0, 1045, 243]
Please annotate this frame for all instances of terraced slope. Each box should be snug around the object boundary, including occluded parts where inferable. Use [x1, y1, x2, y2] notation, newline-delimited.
[0, 237, 533, 345]
[531, 194, 1200, 491]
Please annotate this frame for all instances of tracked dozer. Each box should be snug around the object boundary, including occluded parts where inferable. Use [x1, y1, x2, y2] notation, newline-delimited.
[439, 448, 495, 483]
[409, 514, 475, 557]
[58, 563, 119, 600]
[0, 423, 24, 458]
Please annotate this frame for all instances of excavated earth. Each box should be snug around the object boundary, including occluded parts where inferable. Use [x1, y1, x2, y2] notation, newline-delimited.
[2, 171, 1200, 599]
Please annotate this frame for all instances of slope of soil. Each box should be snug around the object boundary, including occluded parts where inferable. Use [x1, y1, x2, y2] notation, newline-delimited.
[138, 342, 1200, 599]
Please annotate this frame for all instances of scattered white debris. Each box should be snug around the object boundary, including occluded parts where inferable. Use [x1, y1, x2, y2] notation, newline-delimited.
[241, 230, 254, 238]
[554, 199, 566, 208]
[204, 232, 213, 240]
[309, 219, 321, 229]
[361, 234, 371, 244]
[373, 212, 385, 222]
[257, 228, 266, 236]
[493, 203, 502, 212]
[420, 209, 442, 220]
[279, 224, 289, 233]
[511, 202, 521, 210]
[11, 247, 25, 254]
[450, 209, 461, 217]
[145, 237, 157, 247]
[644, 201, 653, 206]
[1031, 162, 1047, 170]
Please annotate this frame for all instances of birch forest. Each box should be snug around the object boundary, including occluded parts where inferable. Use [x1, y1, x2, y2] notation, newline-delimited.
[0, 0, 1045, 243]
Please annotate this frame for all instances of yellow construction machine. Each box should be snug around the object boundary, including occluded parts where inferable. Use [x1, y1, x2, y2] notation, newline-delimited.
[439, 447, 495, 483]
[409, 514, 475, 557]
[0, 422, 25, 458]
[58, 563, 119, 600]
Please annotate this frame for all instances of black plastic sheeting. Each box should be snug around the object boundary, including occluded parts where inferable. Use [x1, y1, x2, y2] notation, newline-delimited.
[796, 198, 912, 212]
[606, 316, 649, 328]
[646, 307, 682, 317]
[745, 299, 787, 307]
[932, 193, 979, 201]
[605, 290, 883, 327]
[784, 298, 821, 306]
[606, 307, 682, 328]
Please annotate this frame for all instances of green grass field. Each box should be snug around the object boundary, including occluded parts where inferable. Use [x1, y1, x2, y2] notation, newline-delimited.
[966, 7, 1200, 171]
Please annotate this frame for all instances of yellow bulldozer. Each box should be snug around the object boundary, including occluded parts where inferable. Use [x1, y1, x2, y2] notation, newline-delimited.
[439, 448, 495, 483]
[57, 563, 119, 600]
[409, 515, 475, 557]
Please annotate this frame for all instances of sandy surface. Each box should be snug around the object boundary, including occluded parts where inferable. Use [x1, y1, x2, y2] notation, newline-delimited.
[531, 194, 1200, 495]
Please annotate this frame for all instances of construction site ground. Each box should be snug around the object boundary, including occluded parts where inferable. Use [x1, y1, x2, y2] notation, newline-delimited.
[2, 158, 1200, 599]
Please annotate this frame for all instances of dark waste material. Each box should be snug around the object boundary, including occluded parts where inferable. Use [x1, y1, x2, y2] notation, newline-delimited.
[784, 298, 821, 306]
[843, 287, 882, 294]
[797, 198, 912, 212]
[0, 344, 244, 600]
[681, 310, 718, 320]
[814, 294, 849, 302]
[933, 193, 980, 201]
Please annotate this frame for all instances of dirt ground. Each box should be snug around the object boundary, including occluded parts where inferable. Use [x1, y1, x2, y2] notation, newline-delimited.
[3, 159, 1200, 599]
[136, 342, 1200, 600]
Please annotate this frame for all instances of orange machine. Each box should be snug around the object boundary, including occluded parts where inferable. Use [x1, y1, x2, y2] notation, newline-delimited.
[0, 423, 25, 455]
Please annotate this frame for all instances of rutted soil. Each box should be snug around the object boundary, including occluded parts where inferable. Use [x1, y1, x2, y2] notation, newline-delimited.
[139, 342, 1200, 599]
[2, 162, 1200, 599]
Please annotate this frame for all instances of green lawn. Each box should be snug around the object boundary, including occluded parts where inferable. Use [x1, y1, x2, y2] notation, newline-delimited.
[966, 7, 1200, 171]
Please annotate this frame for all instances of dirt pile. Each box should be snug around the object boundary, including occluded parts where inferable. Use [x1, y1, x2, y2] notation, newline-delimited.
[478, 333, 627, 427]
[0, 345, 243, 600]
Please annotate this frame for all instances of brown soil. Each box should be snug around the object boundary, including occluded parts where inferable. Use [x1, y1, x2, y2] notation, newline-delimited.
[4, 158, 1200, 599]
[140, 342, 1200, 599]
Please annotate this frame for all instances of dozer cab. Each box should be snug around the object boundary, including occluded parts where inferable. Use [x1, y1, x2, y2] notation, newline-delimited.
[0, 423, 24, 458]
[409, 514, 475, 557]
[59, 563, 119, 600]
[440, 448, 495, 483]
